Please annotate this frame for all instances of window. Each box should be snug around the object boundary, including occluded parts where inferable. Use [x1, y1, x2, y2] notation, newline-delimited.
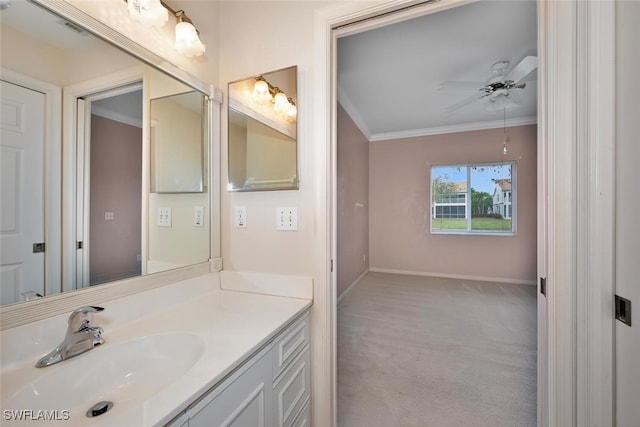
[431, 162, 515, 235]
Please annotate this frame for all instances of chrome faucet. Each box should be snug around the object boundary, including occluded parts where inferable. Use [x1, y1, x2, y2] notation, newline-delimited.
[35, 306, 105, 368]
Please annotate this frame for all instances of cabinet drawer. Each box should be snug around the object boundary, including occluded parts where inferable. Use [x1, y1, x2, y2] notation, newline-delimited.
[273, 345, 310, 427]
[272, 313, 309, 381]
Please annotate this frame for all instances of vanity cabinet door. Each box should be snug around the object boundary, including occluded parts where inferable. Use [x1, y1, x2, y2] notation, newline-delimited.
[272, 313, 310, 380]
[290, 401, 311, 427]
[272, 345, 310, 427]
[187, 346, 273, 427]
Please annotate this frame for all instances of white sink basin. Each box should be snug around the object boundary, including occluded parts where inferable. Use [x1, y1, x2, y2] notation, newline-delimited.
[3, 332, 204, 422]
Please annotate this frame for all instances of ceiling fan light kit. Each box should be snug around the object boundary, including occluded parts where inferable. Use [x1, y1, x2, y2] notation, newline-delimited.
[441, 55, 538, 113]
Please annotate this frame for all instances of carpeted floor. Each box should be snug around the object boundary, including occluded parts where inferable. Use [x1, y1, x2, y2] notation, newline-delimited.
[337, 272, 537, 427]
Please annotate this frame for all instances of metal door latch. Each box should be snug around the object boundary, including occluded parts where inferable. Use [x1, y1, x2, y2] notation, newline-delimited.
[615, 294, 632, 327]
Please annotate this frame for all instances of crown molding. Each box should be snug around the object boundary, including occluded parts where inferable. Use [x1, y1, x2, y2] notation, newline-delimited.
[369, 116, 537, 142]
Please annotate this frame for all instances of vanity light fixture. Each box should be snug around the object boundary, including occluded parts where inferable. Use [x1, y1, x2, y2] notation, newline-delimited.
[174, 10, 205, 57]
[127, 0, 168, 27]
[125, 0, 205, 57]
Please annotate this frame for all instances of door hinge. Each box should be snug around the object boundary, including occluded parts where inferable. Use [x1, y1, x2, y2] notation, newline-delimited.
[77, 241, 83, 249]
[32, 242, 45, 253]
[331, 259, 334, 272]
[540, 277, 546, 297]
[615, 294, 632, 326]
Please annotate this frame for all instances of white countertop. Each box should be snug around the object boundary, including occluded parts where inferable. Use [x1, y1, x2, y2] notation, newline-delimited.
[0, 272, 312, 426]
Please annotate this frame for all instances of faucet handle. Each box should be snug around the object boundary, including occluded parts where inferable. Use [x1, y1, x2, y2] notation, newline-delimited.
[68, 306, 104, 332]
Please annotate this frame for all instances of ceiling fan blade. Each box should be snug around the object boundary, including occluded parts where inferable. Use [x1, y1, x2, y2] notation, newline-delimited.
[438, 81, 485, 92]
[445, 92, 486, 113]
[504, 55, 538, 83]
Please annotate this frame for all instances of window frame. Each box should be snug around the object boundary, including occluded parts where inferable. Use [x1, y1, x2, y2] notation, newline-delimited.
[430, 161, 516, 236]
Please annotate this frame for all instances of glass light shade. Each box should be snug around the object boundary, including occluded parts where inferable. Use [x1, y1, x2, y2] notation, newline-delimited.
[252, 80, 271, 103]
[127, 0, 168, 27]
[175, 21, 206, 57]
[273, 92, 289, 113]
[286, 99, 297, 122]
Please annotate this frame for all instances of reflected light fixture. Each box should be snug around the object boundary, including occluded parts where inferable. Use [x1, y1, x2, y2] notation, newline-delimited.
[126, 0, 205, 57]
[252, 77, 271, 104]
[251, 77, 297, 121]
[286, 98, 297, 122]
[273, 89, 289, 113]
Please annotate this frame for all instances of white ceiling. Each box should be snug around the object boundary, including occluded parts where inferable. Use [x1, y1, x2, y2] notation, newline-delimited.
[337, 0, 538, 141]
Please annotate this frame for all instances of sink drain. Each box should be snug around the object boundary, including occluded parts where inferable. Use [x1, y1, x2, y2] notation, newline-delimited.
[86, 401, 113, 418]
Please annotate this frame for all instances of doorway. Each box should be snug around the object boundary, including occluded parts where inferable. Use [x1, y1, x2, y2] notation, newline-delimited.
[79, 87, 143, 286]
[61, 73, 145, 291]
[330, 0, 540, 425]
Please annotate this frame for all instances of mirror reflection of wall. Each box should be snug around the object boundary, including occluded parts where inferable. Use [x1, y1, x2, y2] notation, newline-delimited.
[228, 66, 298, 191]
[0, 0, 211, 305]
[89, 89, 143, 285]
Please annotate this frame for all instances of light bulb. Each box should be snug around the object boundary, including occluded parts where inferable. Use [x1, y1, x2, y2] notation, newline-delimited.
[286, 98, 297, 122]
[274, 91, 289, 113]
[127, 0, 168, 27]
[175, 21, 206, 57]
[253, 80, 270, 103]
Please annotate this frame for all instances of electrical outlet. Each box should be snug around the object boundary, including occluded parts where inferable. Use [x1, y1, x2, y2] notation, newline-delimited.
[194, 206, 204, 227]
[276, 207, 298, 231]
[235, 206, 247, 228]
[157, 207, 172, 227]
[104, 211, 114, 220]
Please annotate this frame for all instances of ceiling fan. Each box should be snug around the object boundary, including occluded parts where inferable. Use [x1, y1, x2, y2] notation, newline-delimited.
[439, 55, 538, 113]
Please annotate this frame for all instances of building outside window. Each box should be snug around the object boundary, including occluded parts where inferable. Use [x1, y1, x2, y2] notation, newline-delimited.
[431, 162, 515, 235]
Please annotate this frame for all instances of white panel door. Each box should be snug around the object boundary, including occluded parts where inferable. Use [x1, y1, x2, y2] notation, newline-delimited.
[615, 2, 640, 426]
[0, 80, 46, 304]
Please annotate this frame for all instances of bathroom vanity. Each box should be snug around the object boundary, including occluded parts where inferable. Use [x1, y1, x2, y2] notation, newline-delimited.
[0, 272, 312, 426]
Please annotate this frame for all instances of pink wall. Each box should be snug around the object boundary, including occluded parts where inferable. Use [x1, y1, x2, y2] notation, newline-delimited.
[90, 115, 142, 284]
[337, 104, 370, 298]
[369, 125, 537, 283]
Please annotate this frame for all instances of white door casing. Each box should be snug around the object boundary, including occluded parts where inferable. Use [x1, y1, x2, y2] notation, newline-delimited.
[615, 1, 640, 426]
[0, 80, 46, 304]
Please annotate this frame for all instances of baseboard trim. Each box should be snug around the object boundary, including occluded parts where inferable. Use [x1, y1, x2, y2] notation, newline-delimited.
[337, 269, 369, 305]
[368, 268, 536, 286]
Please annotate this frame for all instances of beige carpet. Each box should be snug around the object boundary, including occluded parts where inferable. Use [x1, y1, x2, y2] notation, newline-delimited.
[337, 272, 537, 427]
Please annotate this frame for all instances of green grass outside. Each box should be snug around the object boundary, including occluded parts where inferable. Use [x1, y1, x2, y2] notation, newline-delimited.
[432, 217, 512, 231]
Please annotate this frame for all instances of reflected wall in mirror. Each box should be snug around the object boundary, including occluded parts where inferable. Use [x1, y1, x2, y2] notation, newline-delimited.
[0, 0, 211, 306]
[228, 66, 298, 191]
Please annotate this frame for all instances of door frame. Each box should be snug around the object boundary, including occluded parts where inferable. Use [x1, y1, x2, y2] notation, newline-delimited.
[61, 66, 145, 291]
[1, 68, 62, 298]
[75, 82, 143, 288]
[313, 0, 616, 426]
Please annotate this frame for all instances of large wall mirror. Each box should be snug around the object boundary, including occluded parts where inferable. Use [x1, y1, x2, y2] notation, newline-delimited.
[0, 0, 212, 306]
[228, 66, 298, 191]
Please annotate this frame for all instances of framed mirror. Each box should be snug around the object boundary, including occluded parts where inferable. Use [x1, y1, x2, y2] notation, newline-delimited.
[227, 66, 298, 191]
[0, 0, 213, 306]
[150, 91, 206, 194]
